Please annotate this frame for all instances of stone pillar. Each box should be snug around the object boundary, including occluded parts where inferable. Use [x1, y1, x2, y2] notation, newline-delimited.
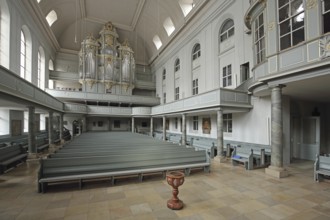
[48, 111, 54, 146]
[150, 117, 153, 136]
[182, 114, 186, 146]
[162, 116, 166, 141]
[59, 113, 63, 141]
[132, 117, 135, 133]
[28, 106, 37, 158]
[215, 109, 225, 162]
[265, 85, 288, 178]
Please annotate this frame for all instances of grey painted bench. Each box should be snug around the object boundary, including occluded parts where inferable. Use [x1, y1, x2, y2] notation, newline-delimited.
[50, 147, 197, 158]
[314, 154, 330, 182]
[192, 138, 216, 158]
[231, 146, 253, 170]
[168, 134, 182, 144]
[153, 132, 163, 140]
[38, 150, 210, 193]
[36, 137, 49, 152]
[0, 145, 28, 174]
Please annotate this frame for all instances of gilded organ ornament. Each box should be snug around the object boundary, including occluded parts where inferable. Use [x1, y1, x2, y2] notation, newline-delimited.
[78, 22, 135, 92]
[320, 36, 330, 58]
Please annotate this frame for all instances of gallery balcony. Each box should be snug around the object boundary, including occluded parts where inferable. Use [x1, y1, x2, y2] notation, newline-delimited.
[46, 89, 160, 107]
[152, 88, 252, 116]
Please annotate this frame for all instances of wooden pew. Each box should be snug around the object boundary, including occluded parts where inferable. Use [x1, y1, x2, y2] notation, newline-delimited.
[314, 154, 330, 182]
[38, 150, 210, 193]
[0, 145, 28, 174]
[231, 146, 253, 170]
[191, 138, 216, 158]
[168, 134, 182, 144]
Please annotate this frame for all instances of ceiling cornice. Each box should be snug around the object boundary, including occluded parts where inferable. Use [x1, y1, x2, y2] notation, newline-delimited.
[24, 0, 60, 52]
[131, 0, 146, 31]
[79, 0, 86, 18]
[84, 17, 133, 31]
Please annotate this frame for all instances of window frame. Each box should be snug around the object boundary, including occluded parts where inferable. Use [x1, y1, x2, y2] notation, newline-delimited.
[222, 64, 232, 87]
[20, 30, 26, 79]
[192, 78, 198, 95]
[192, 43, 201, 60]
[322, 0, 330, 34]
[223, 113, 232, 133]
[175, 58, 180, 72]
[162, 68, 166, 80]
[220, 19, 235, 42]
[193, 116, 198, 131]
[278, 0, 305, 51]
[254, 12, 265, 64]
[175, 87, 180, 100]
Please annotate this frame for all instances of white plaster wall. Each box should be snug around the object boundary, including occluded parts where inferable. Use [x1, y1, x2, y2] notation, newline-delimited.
[229, 97, 271, 145]
[0, 109, 10, 135]
[152, 0, 252, 104]
[87, 117, 109, 131]
[6, 1, 56, 86]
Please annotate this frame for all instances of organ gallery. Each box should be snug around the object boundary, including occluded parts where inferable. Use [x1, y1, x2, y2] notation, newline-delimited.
[78, 22, 135, 95]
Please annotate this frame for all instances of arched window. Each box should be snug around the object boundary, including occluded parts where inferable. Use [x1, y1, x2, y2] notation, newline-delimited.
[163, 17, 175, 36]
[192, 43, 201, 60]
[179, 0, 195, 17]
[38, 47, 45, 90]
[162, 68, 166, 80]
[0, 0, 10, 68]
[153, 35, 162, 50]
[20, 30, 27, 79]
[48, 59, 54, 89]
[46, 10, 57, 27]
[20, 26, 32, 82]
[49, 59, 54, 70]
[174, 58, 180, 72]
[220, 19, 234, 42]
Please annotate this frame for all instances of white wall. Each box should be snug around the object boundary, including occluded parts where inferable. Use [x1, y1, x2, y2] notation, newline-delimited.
[153, 0, 252, 105]
[230, 97, 271, 145]
[0, 109, 10, 135]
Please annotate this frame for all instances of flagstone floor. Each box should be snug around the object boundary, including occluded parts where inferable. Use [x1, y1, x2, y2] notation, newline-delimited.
[0, 158, 330, 220]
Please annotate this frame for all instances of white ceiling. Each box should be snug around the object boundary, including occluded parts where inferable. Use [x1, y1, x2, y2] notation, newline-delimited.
[32, 0, 208, 65]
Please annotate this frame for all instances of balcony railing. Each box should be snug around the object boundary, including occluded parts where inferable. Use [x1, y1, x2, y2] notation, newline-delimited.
[0, 66, 63, 111]
[46, 89, 160, 106]
[152, 88, 251, 115]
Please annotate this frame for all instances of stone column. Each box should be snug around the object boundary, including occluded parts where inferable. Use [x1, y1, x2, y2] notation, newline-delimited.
[265, 85, 288, 178]
[59, 113, 63, 142]
[150, 117, 153, 136]
[182, 114, 186, 146]
[131, 117, 135, 133]
[48, 111, 54, 146]
[162, 116, 166, 141]
[216, 109, 224, 162]
[28, 106, 37, 158]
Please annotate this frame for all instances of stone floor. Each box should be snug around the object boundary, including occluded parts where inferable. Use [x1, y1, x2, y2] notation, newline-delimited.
[0, 158, 330, 220]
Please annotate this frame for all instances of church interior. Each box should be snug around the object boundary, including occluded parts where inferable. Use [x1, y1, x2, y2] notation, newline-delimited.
[1, 0, 330, 219]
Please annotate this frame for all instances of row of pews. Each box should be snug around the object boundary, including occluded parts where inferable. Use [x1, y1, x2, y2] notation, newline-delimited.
[38, 132, 211, 193]
[0, 129, 71, 174]
[155, 132, 271, 170]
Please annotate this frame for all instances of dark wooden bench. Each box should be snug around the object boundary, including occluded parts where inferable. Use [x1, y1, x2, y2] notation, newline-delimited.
[231, 146, 253, 170]
[36, 137, 49, 152]
[314, 154, 330, 182]
[62, 129, 71, 141]
[38, 150, 210, 193]
[0, 145, 28, 174]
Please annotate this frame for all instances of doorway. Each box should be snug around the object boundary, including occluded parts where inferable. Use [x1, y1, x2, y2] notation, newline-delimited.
[291, 116, 320, 160]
